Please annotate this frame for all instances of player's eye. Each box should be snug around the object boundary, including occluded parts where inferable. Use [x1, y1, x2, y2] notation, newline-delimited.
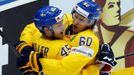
[75, 15, 78, 19]
[79, 18, 84, 22]
[73, 13, 78, 19]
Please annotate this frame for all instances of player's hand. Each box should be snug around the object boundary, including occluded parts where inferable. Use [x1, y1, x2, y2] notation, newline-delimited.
[29, 51, 43, 73]
[15, 41, 34, 56]
[15, 41, 43, 73]
[97, 44, 117, 73]
[16, 51, 43, 74]
[16, 54, 36, 75]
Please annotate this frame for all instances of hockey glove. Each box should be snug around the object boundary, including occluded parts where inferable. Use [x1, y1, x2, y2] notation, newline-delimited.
[97, 44, 117, 73]
[29, 51, 43, 73]
[15, 41, 34, 56]
[16, 54, 36, 74]
[15, 41, 36, 74]
[16, 51, 43, 74]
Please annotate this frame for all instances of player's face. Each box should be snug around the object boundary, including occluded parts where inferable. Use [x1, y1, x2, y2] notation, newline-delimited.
[72, 12, 92, 34]
[101, 0, 120, 26]
[52, 20, 64, 39]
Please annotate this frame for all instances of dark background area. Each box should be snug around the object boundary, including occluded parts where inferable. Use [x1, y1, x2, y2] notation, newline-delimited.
[0, 0, 48, 75]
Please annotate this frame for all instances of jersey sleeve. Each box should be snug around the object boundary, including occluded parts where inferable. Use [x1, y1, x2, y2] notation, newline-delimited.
[37, 30, 99, 75]
[81, 64, 100, 75]
[63, 14, 73, 35]
[16, 23, 41, 54]
[20, 23, 40, 44]
[39, 53, 91, 75]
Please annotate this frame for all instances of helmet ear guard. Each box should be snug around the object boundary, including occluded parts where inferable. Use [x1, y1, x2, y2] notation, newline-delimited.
[39, 26, 53, 34]
[71, 8, 75, 14]
[89, 20, 97, 30]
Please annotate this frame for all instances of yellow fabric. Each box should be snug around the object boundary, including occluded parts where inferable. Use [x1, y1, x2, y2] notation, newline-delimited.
[20, 23, 40, 44]
[63, 14, 73, 29]
[81, 65, 100, 75]
[40, 54, 90, 75]
[70, 29, 99, 65]
[39, 29, 100, 75]
[17, 23, 39, 53]
[32, 33, 70, 59]
[110, 67, 134, 75]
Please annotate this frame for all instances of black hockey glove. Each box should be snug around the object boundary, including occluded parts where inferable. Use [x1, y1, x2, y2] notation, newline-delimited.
[15, 41, 35, 74]
[16, 51, 43, 74]
[29, 51, 43, 73]
[97, 44, 117, 73]
[15, 41, 34, 56]
[16, 54, 35, 75]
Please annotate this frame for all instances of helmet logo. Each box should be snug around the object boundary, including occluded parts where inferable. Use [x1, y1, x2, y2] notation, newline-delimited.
[40, 13, 46, 17]
[83, 2, 90, 7]
[51, 7, 56, 12]
[96, 8, 100, 11]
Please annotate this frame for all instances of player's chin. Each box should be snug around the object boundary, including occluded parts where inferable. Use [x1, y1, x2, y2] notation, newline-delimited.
[73, 29, 79, 34]
[73, 27, 80, 33]
[56, 35, 63, 39]
[60, 35, 64, 38]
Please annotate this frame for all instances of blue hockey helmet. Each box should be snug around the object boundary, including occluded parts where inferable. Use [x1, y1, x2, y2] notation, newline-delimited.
[34, 6, 64, 31]
[72, 0, 101, 20]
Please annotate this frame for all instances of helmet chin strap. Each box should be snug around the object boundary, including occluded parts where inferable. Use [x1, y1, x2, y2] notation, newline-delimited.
[86, 18, 97, 30]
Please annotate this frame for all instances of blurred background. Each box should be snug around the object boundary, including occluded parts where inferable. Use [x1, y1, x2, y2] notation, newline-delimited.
[0, 0, 134, 75]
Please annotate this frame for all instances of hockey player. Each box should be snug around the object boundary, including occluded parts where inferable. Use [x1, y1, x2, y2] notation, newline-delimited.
[15, 6, 70, 74]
